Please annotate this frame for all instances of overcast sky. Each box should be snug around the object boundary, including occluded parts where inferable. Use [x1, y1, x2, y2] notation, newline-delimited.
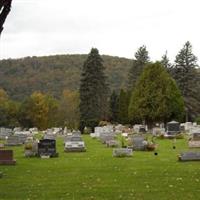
[0, 0, 200, 62]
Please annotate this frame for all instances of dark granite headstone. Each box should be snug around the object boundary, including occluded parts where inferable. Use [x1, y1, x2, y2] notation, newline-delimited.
[167, 121, 180, 135]
[0, 150, 16, 165]
[38, 139, 58, 157]
[139, 126, 146, 133]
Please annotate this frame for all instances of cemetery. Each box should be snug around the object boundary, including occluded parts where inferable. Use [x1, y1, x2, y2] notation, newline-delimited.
[1, 1, 200, 198]
[0, 132, 200, 199]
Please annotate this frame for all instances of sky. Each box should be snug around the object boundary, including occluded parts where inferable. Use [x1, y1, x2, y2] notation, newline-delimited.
[0, 0, 200, 62]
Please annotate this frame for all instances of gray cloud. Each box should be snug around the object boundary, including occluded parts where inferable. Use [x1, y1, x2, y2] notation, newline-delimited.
[0, 0, 200, 62]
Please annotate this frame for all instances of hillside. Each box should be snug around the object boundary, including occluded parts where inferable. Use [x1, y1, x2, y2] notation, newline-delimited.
[0, 54, 133, 100]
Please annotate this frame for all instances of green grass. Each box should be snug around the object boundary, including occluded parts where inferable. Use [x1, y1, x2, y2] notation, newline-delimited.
[0, 136, 200, 200]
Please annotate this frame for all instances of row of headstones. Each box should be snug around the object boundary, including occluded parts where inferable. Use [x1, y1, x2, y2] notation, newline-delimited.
[92, 121, 182, 138]
[0, 133, 87, 164]
[25, 132, 86, 158]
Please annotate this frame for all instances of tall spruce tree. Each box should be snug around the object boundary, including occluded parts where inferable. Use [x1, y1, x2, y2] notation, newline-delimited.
[129, 62, 185, 127]
[110, 90, 119, 123]
[118, 89, 129, 124]
[127, 45, 149, 89]
[79, 48, 109, 132]
[173, 41, 200, 120]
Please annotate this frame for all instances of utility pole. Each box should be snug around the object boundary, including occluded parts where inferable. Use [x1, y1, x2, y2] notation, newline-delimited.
[0, 0, 12, 35]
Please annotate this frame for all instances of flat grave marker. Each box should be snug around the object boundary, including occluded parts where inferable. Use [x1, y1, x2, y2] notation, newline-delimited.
[113, 148, 133, 157]
[179, 152, 200, 161]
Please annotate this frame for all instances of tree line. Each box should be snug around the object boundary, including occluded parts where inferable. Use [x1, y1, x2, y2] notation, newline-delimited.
[80, 42, 200, 131]
[0, 41, 200, 130]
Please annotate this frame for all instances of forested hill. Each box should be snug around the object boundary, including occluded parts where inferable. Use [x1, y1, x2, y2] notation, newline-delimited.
[0, 54, 133, 100]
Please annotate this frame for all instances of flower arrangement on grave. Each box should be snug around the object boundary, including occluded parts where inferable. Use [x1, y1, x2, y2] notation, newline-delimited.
[175, 133, 184, 139]
[117, 134, 127, 148]
[24, 143, 33, 150]
[146, 136, 157, 151]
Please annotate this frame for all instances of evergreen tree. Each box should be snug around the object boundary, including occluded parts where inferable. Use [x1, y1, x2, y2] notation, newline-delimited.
[173, 41, 200, 120]
[79, 48, 109, 132]
[127, 45, 150, 89]
[118, 89, 129, 124]
[129, 62, 185, 127]
[110, 91, 119, 122]
[161, 51, 172, 70]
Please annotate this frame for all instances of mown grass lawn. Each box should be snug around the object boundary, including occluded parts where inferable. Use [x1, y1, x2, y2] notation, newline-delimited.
[0, 135, 200, 200]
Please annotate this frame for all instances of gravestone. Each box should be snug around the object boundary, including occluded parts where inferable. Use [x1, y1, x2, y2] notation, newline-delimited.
[192, 133, 200, 141]
[14, 133, 28, 144]
[106, 140, 119, 147]
[24, 141, 38, 157]
[132, 136, 147, 150]
[152, 127, 165, 136]
[13, 127, 22, 132]
[0, 143, 4, 149]
[0, 150, 16, 165]
[0, 127, 12, 140]
[38, 139, 58, 157]
[188, 141, 200, 148]
[139, 126, 146, 133]
[43, 134, 56, 140]
[99, 133, 115, 144]
[188, 132, 200, 148]
[179, 152, 200, 161]
[64, 135, 86, 152]
[113, 148, 133, 157]
[167, 121, 180, 135]
[5, 135, 23, 146]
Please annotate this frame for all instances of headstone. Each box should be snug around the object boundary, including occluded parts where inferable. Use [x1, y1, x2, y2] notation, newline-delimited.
[132, 136, 147, 150]
[5, 135, 23, 146]
[152, 127, 165, 136]
[188, 141, 200, 148]
[167, 121, 180, 135]
[24, 141, 38, 157]
[0, 150, 16, 165]
[63, 127, 68, 135]
[188, 132, 200, 148]
[133, 124, 147, 133]
[0, 127, 12, 140]
[0, 143, 4, 149]
[192, 133, 200, 141]
[64, 135, 86, 152]
[185, 122, 193, 132]
[38, 139, 58, 157]
[179, 152, 200, 161]
[13, 127, 22, 132]
[106, 140, 119, 147]
[99, 133, 115, 144]
[14, 133, 28, 144]
[43, 134, 56, 140]
[113, 148, 133, 157]
[139, 125, 147, 133]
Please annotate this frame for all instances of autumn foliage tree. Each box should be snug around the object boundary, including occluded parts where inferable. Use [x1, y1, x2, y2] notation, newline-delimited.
[18, 92, 58, 130]
[58, 90, 80, 129]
